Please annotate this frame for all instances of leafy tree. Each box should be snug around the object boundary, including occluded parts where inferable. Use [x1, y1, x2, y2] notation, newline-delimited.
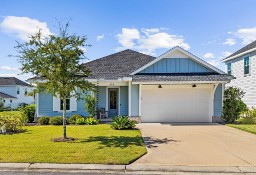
[85, 94, 97, 117]
[15, 23, 94, 139]
[222, 86, 247, 123]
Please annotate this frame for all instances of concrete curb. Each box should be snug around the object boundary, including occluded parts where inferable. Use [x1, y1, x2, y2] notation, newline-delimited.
[1, 163, 256, 173]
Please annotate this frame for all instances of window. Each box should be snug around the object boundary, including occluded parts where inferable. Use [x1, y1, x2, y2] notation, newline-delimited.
[244, 57, 250, 75]
[17, 87, 20, 94]
[3, 100, 5, 102]
[60, 99, 70, 110]
[227, 63, 232, 75]
[10, 100, 12, 103]
[110, 90, 117, 109]
[24, 88, 27, 95]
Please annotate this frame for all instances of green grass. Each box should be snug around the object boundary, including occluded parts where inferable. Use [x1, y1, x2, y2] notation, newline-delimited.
[0, 124, 147, 164]
[227, 124, 256, 135]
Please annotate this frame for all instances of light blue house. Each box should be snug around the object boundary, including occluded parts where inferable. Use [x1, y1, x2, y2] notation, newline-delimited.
[30, 47, 233, 123]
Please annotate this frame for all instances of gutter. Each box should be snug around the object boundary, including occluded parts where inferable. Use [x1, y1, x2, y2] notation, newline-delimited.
[221, 47, 256, 63]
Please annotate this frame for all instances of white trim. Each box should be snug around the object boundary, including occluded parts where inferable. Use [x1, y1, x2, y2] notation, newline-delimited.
[221, 47, 256, 62]
[131, 46, 225, 75]
[211, 83, 219, 118]
[132, 81, 228, 85]
[106, 86, 120, 116]
[128, 81, 131, 116]
[139, 84, 141, 116]
[222, 83, 225, 107]
[36, 93, 39, 117]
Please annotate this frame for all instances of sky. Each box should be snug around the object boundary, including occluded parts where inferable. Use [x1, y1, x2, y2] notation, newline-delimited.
[0, 0, 256, 80]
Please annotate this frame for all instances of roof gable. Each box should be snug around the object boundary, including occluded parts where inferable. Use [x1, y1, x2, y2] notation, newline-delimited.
[131, 46, 225, 75]
[0, 77, 33, 87]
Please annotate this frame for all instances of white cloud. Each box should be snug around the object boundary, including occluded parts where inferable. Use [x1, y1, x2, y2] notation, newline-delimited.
[207, 60, 219, 67]
[116, 28, 190, 55]
[203, 52, 215, 59]
[0, 16, 52, 41]
[0, 66, 19, 71]
[228, 27, 256, 45]
[96, 34, 104, 41]
[223, 38, 236, 45]
[222, 51, 232, 58]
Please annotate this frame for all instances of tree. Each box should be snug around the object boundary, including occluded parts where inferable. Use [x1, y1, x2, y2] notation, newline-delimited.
[15, 23, 94, 140]
[222, 86, 247, 123]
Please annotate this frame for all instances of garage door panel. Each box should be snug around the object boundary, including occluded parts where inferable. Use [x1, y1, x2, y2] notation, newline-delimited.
[141, 85, 212, 123]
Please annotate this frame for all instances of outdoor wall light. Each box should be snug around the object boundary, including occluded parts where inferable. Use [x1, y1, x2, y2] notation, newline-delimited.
[158, 85, 162, 88]
[192, 84, 196, 88]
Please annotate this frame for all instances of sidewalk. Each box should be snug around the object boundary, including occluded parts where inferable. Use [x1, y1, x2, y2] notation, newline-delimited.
[1, 163, 256, 174]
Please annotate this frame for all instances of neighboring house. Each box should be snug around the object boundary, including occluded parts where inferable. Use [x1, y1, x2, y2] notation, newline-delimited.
[29, 46, 233, 123]
[0, 77, 34, 109]
[222, 40, 256, 109]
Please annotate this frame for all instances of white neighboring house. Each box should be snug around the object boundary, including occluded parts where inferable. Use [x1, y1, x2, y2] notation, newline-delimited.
[221, 40, 256, 109]
[0, 77, 35, 109]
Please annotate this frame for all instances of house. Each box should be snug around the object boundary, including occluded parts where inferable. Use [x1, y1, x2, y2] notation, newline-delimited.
[29, 46, 233, 123]
[0, 77, 34, 109]
[221, 40, 256, 109]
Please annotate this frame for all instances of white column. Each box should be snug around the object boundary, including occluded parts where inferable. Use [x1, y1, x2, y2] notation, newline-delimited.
[128, 81, 132, 116]
[211, 83, 219, 118]
[139, 84, 141, 116]
[35, 93, 39, 119]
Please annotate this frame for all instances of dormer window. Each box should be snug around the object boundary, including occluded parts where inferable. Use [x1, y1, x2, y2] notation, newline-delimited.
[227, 63, 232, 75]
[244, 57, 250, 75]
[17, 87, 20, 94]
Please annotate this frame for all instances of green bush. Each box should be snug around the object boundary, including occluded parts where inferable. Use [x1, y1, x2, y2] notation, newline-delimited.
[68, 114, 83, 124]
[0, 111, 27, 132]
[18, 104, 36, 123]
[85, 117, 99, 125]
[0, 102, 4, 112]
[49, 116, 63, 125]
[85, 94, 97, 117]
[38, 116, 50, 125]
[76, 118, 85, 125]
[111, 116, 136, 130]
[236, 117, 256, 124]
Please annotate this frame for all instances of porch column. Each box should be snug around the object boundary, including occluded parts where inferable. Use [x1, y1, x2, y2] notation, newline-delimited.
[139, 84, 141, 116]
[128, 81, 132, 116]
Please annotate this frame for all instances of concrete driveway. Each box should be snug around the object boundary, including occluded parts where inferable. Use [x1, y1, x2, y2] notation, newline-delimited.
[134, 123, 256, 166]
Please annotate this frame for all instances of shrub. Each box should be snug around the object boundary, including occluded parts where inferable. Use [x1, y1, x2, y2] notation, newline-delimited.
[38, 116, 50, 125]
[0, 102, 4, 112]
[111, 116, 136, 130]
[222, 87, 247, 123]
[85, 94, 97, 117]
[68, 114, 83, 124]
[0, 111, 27, 132]
[236, 117, 256, 124]
[18, 104, 36, 123]
[85, 117, 99, 125]
[49, 116, 63, 125]
[76, 118, 85, 125]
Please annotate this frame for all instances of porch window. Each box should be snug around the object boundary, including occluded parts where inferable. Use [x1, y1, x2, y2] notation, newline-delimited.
[110, 90, 117, 109]
[244, 57, 250, 75]
[227, 63, 231, 75]
[60, 99, 70, 110]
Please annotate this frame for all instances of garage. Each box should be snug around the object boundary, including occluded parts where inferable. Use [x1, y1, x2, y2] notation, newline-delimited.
[141, 84, 213, 123]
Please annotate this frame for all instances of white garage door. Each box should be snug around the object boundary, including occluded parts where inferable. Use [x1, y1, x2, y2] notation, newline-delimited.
[141, 84, 213, 123]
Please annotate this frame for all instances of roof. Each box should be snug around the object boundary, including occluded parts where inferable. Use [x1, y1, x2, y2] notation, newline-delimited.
[132, 73, 233, 82]
[0, 92, 16, 99]
[0, 77, 33, 87]
[82, 49, 155, 79]
[131, 46, 225, 75]
[222, 40, 256, 62]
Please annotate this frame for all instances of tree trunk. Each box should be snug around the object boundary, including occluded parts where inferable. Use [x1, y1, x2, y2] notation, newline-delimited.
[63, 97, 67, 139]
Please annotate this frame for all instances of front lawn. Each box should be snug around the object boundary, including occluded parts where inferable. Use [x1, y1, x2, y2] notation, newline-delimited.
[0, 124, 146, 164]
[227, 124, 256, 135]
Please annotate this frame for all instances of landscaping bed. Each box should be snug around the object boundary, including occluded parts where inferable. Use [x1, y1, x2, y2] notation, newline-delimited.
[0, 124, 146, 164]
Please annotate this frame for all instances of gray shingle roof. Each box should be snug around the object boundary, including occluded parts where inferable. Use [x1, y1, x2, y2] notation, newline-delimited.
[0, 92, 16, 99]
[0, 77, 33, 87]
[132, 73, 233, 82]
[83, 49, 155, 79]
[223, 40, 256, 60]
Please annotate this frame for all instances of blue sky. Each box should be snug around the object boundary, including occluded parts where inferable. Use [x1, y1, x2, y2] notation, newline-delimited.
[1, 0, 256, 80]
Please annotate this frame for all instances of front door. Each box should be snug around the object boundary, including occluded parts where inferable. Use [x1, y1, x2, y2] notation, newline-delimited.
[108, 88, 118, 117]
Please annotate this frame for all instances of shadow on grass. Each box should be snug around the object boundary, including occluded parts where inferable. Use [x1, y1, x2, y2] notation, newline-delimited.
[72, 136, 145, 149]
[143, 137, 178, 148]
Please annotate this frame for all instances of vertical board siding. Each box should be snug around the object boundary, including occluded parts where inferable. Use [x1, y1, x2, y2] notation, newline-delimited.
[120, 86, 128, 116]
[97, 86, 106, 109]
[214, 84, 223, 117]
[140, 58, 212, 73]
[131, 84, 139, 116]
[226, 51, 256, 108]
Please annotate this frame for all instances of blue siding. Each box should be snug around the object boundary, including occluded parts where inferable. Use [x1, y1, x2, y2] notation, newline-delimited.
[140, 58, 212, 73]
[131, 84, 139, 116]
[120, 86, 128, 116]
[97, 86, 106, 109]
[214, 84, 223, 117]
[0, 86, 17, 97]
[38, 92, 89, 117]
